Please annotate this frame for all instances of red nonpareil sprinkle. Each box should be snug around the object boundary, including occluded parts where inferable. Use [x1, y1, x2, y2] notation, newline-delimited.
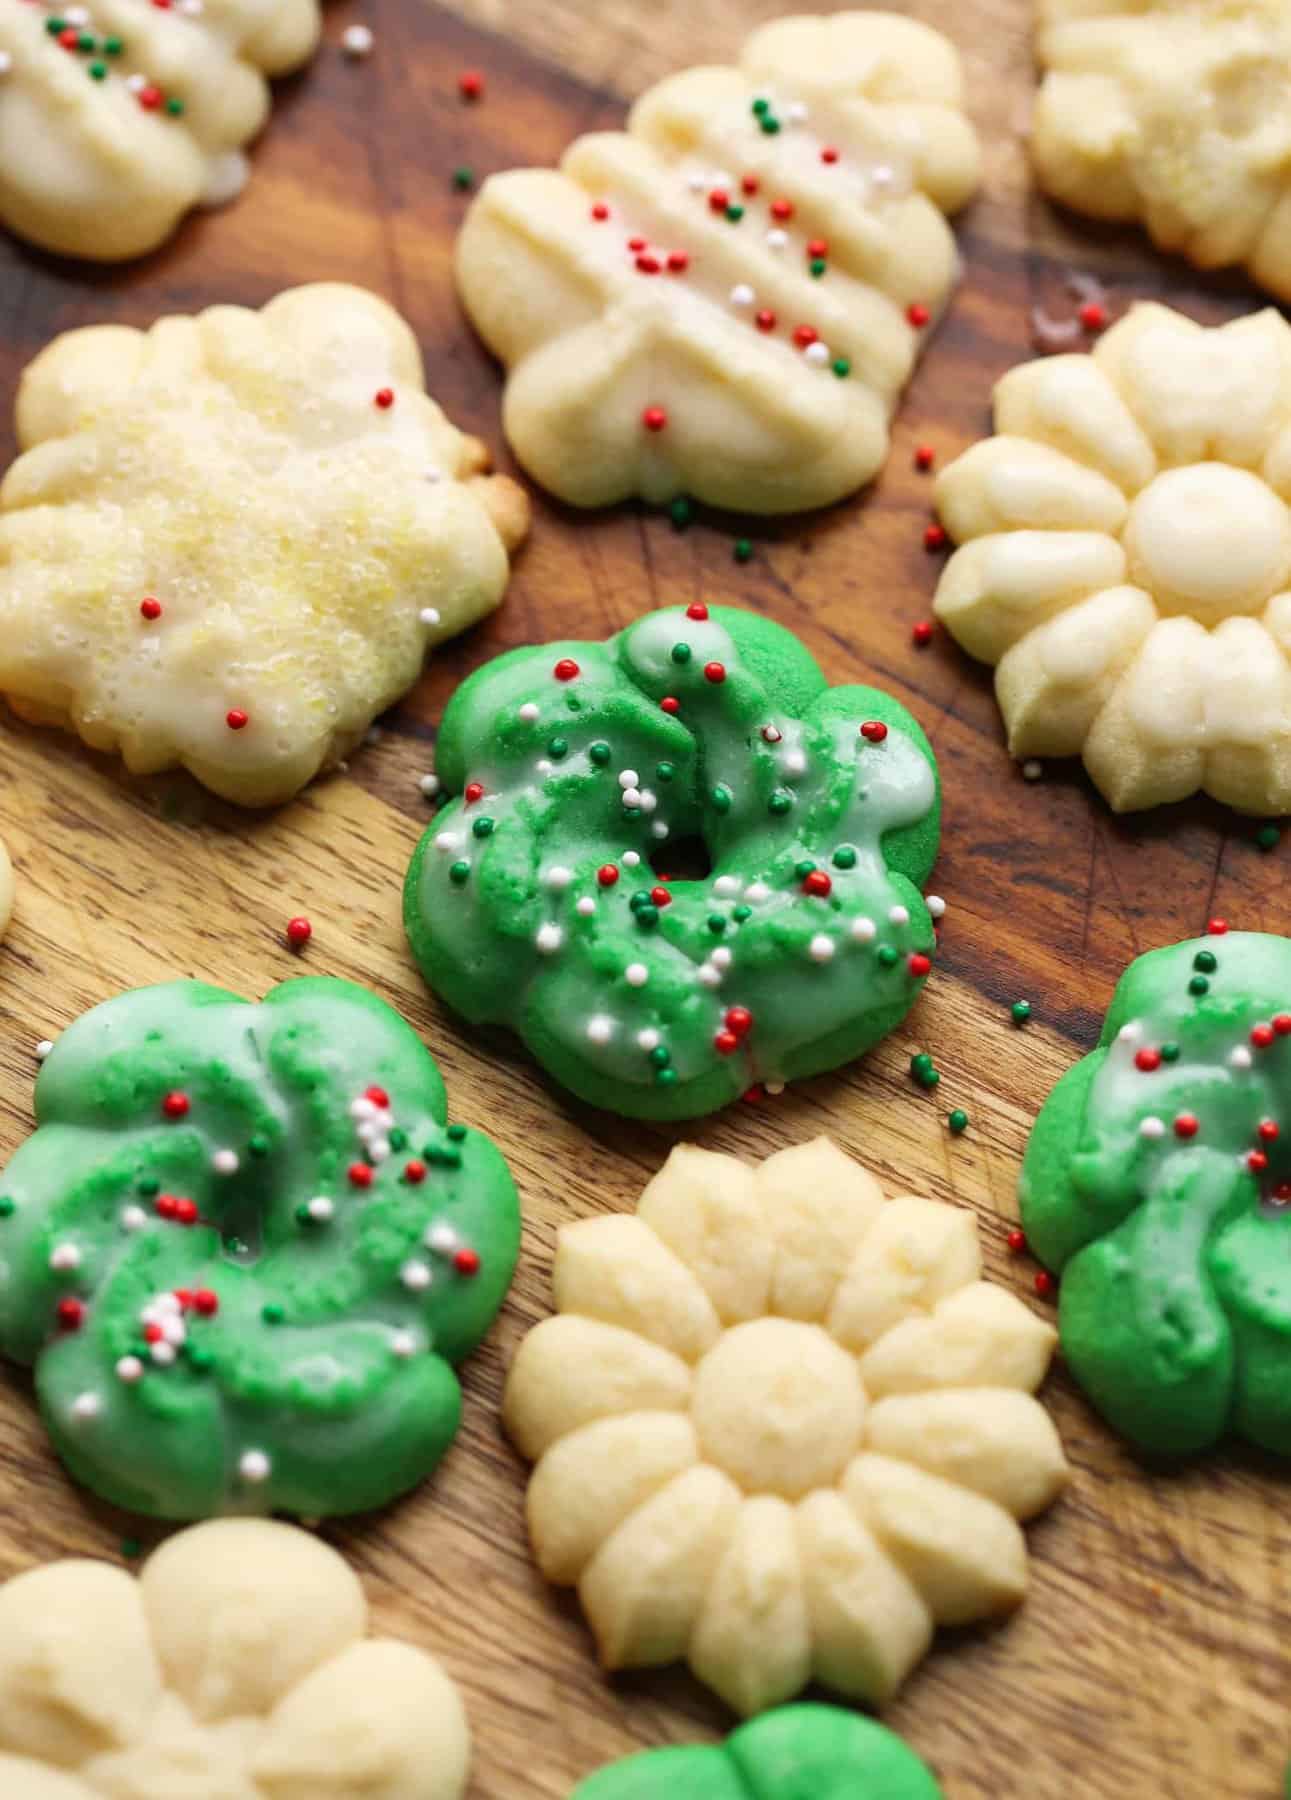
[1006, 1228, 1027, 1254]
[660, 696, 680, 714]
[1260, 1120, 1281, 1141]
[286, 916, 312, 949]
[348, 1162, 374, 1188]
[1134, 1048, 1162, 1072]
[914, 445, 935, 471]
[912, 620, 935, 646]
[1034, 1270, 1055, 1297]
[820, 146, 839, 164]
[458, 70, 483, 100]
[374, 388, 395, 410]
[174, 1198, 199, 1225]
[743, 1084, 766, 1103]
[1252, 1023, 1276, 1048]
[404, 1159, 427, 1184]
[454, 1247, 480, 1275]
[193, 1288, 219, 1315]
[597, 864, 619, 887]
[591, 203, 609, 221]
[770, 198, 793, 220]
[909, 953, 933, 978]
[666, 250, 690, 272]
[761, 725, 782, 743]
[650, 886, 672, 907]
[174, 1289, 194, 1308]
[636, 253, 661, 274]
[924, 523, 947, 551]
[58, 25, 79, 46]
[57, 1298, 84, 1329]
[703, 661, 726, 683]
[1079, 301, 1107, 332]
[226, 708, 249, 731]
[138, 84, 163, 110]
[627, 236, 647, 252]
[1276, 1014, 1291, 1035]
[907, 302, 930, 328]
[162, 1091, 190, 1119]
[1277, 1183, 1291, 1203]
[806, 237, 828, 259]
[859, 720, 888, 743]
[725, 1006, 753, 1037]
[156, 1195, 180, 1220]
[1174, 1113, 1199, 1139]
[1208, 918, 1229, 935]
[1248, 1150, 1269, 1173]
[741, 174, 760, 195]
[643, 406, 668, 432]
[803, 870, 832, 897]
[793, 324, 818, 348]
[714, 1030, 739, 1055]
[365, 1085, 390, 1107]
[686, 602, 709, 621]
[144, 1322, 164, 1344]
[755, 309, 777, 332]
[140, 596, 162, 620]
[464, 782, 485, 804]
[708, 188, 730, 213]
[553, 657, 580, 681]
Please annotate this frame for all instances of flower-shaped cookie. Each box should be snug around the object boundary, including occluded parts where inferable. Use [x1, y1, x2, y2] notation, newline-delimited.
[1021, 929, 1291, 1457]
[571, 1705, 942, 1800]
[0, 1518, 470, 1798]
[934, 303, 1291, 814]
[456, 11, 980, 513]
[504, 1139, 1068, 1717]
[1032, 1, 1291, 301]
[0, 0, 321, 261]
[0, 284, 527, 806]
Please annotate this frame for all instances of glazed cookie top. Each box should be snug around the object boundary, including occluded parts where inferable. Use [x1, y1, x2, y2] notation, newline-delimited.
[934, 303, 1291, 815]
[0, 0, 321, 261]
[404, 604, 940, 1120]
[0, 283, 527, 807]
[0, 977, 521, 1519]
[0, 1518, 471, 1799]
[571, 1705, 942, 1800]
[1032, 1, 1291, 303]
[455, 10, 980, 513]
[1020, 929, 1291, 1456]
[506, 1139, 1067, 1716]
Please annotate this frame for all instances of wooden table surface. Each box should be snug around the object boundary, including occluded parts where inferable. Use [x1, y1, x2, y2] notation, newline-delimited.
[1, 3, 1288, 1796]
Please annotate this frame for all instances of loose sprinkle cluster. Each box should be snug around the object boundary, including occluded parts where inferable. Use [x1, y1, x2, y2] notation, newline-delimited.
[28, 1, 196, 114]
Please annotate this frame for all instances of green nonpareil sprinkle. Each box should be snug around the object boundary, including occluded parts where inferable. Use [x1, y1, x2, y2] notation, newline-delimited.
[671, 642, 692, 664]
[833, 845, 858, 869]
[733, 538, 753, 564]
[711, 785, 732, 813]
[472, 816, 494, 838]
[725, 203, 744, 222]
[548, 737, 568, 758]
[449, 860, 470, 885]
[668, 496, 693, 530]
[1188, 975, 1209, 996]
[768, 790, 792, 814]
[589, 741, 611, 765]
[452, 167, 474, 191]
[832, 357, 851, 378]
[948, 1108, 969, 1134]
[810, 259, 827, 278]
[1011, 1000, 1031, 1024]
[877, 944, 899, 968]
[1194, 950, 1218, 973]
[1257, 824, 1281, 851]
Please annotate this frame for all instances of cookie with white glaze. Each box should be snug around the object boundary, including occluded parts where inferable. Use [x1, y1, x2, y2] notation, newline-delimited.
[934, 302, 1291, 814]
[505, 1139, 1068, 1716]
[1032, 0, 1291, 303]
[404, 604, 941, 1121]
[0, 1519, 470, 1798]
[0, 284, 527, 807]
[455, 10, 980, 513]
[0, 0, 321, 261]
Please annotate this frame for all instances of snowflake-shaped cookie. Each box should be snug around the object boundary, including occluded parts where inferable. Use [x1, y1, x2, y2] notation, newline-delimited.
[504, 1139, 1068, 1717]
[0, 283, 528, 806]
[1032, 1, 1291, 301]
[934, 302, 1291, 814]
[0, 1519, 470, 1799]
[456, 11, 981, 513]
[0, 0, 321, 261]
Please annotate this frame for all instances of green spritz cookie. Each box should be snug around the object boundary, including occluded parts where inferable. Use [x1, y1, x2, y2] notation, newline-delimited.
[404, 603, 940, 1119]
[570, 1705, 943, 1800]
[1020, 929, 1291, 1456]
[0, 978, 520, 1518]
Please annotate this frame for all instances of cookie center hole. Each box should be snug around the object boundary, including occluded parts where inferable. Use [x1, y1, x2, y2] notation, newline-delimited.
[650, 835, 711, 883]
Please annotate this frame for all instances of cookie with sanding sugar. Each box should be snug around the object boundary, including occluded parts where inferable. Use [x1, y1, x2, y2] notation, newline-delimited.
[0, 284, 527, 806]
[0, 0, 321, 261]
[1021, 928, 1291, 1456]
[456, 10, 980, 512]
[571, 1704, 943, 1799]
[0, 977, 520, 1519]
[404, 603, 941, 1120]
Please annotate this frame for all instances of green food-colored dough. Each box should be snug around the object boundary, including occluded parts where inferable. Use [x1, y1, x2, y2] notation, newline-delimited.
[1020, 930, 1291, 1456]
[570, 1705, 943, 1799]
[0, 978, 521, 1518]
[404, 604, 940, 1119]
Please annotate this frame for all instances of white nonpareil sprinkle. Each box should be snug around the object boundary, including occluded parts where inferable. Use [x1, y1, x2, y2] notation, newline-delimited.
[637, 1028, 661, 1051]
[120, 1205, 148, 1232]
[1117, 1022, 1142, 1043]
[805, 342, 830, 367]
[808, 934, 835, 963]
[1139, 1117, 1166, 1139]
[652, 821, 669, 839]
[625, 962, 649, 988]
[697, 963, 722, 988]
[239, 1450, 271, 1483]
[49, 1244, 80, 1272]
[618, 769, 639, 789]
[212, 1149, 239, 1175]
[35, 1039, 54, 1059]
[1231, 1046, 1254, 1070]
[419, 773, 440, 798]
[713, 876, 740, 898]
[622, 851, 641, 869]
[535, 760, 553, 775]
[426, 1223, 458, 1254]
[519, 703, 540, 722]
[622, 787, 643, 809]
[576, 897, 596, 917]
[368, 1137, 392, 1163]
[307, 1196, 334, 1222]
[784, 100, 808, 123]
[419, 608, 441, 627]
[850, 916, 876, 943]
[745, 881, 771, 904]
[766, 228, 788, 251]
[536, 923, 564, 954]
[686, 172, 707, 192]
[400, 1259, 432, 1291]
[782, 749, 808, 775]
[711, 946, 732, 970]
[0, 51, 12, 77]
[545, 865, 573, 890]
[150, 1342, 176, 1367]
[434, 830, 458, 852]
[926, 895, 946, 919]
[390, 1329, 417, 1358]
[586, 1015, 614, 1044]
[637, 790, 657, 814]
[1022, 760, 1043, 781]
[116, 1356, 144, 1384]
[71, 1393, 101, 1422]
[888, 905, 910, 926]
[351, 1095, 378, 1121]
[730, 283, 755, 307]
[126, 73, 146, 93]
[342, 23, 374, 57]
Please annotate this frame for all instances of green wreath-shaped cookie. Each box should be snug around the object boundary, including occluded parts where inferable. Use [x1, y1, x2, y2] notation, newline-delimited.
[0, 978, 520, 1519]
[1020, 930, 1291, 1456]
[403, 604, 940, 1119]
[570, 1706, 943, 1800]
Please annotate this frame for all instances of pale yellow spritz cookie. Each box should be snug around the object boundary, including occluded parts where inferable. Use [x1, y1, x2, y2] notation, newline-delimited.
[0, 284, 528, 807]
[456, 12, 981, 513]
[1032, 1, 1291, 301]
[934, 302, 1291, 814]
[504, 1139, 1067, 1717]
[0, 0, 321, 262]
[0, 1518, 471, 1798]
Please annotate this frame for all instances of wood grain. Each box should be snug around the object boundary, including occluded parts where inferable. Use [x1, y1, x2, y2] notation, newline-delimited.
[0, 3, 1288, 1796]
